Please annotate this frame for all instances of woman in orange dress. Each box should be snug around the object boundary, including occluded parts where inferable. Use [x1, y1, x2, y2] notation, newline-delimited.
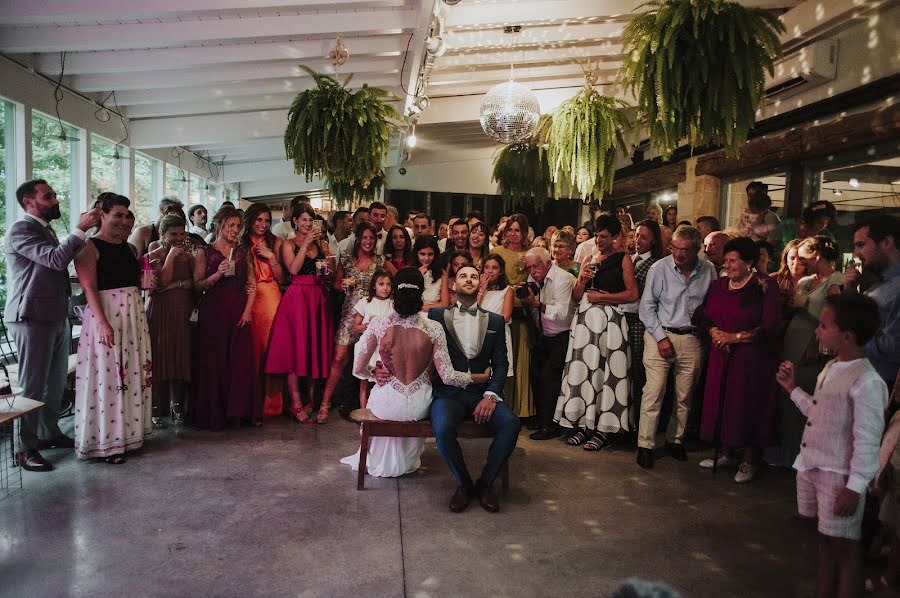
[240, 203, 285, 422]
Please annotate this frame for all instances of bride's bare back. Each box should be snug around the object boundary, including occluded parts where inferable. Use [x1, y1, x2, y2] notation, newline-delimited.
[378, 326, 434, 386]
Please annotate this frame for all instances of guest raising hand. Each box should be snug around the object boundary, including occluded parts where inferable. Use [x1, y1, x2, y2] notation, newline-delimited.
[266, 203, 334, 424]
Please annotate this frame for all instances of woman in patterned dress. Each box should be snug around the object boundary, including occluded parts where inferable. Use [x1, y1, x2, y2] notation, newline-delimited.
[73, 194, 152, 464]
[318, 222, 384, 423]
[554, 214, 638, 451]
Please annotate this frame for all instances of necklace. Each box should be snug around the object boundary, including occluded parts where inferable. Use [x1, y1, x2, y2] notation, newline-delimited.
[729, 274, 752, 290]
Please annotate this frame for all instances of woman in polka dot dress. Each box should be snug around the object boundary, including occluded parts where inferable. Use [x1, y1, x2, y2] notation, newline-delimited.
[553, 214, 638, 452]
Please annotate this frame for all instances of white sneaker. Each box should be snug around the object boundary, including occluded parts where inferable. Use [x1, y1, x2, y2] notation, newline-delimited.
[734, 462, 758, 483]
[699, 455, 735, 469]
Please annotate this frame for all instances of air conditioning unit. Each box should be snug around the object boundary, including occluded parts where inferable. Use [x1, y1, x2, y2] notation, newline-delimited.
[764, 39, 838, 103]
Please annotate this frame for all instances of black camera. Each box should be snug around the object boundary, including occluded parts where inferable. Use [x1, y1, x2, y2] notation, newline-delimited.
[515, 282, 540, 299]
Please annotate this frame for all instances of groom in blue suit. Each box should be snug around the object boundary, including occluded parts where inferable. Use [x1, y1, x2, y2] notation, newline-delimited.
[428, 265, 520, 513]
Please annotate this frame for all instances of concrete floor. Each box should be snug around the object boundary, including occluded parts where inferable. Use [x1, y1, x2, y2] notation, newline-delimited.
[0, 415, 862, 597]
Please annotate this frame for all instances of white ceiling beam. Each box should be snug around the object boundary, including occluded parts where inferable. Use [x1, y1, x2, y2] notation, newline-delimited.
[444, 22, 625, 50]
[438, 43, 624, 69]
[72, 56, 402, 92]
[0, 0, 408, 25]
[113, 75, 399, 105]
[397, 0, 438, 115]
[442, 0, 802, 28]
[220, 160, 298, 183]
[241, 174, 327, 199]
[0, 9, 417, 53]
[428, 63, 622, 86]
[34, 36, 408, 75]
[126, 94, 302, 119]
[131, 110, 290, 148]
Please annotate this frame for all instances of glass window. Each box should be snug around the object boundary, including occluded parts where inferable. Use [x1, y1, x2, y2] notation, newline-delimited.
[133, 152, 159, 228]
[189, 173, 205, 206]
[90, 134, 125, 201]
[226, 187, 239, 203]
[811, 153, 900, 260]
[721, 172, 786, 231]
[165, 165, 186, 202]
[208, 182, 223, 206]
[32, 111, 81, 235]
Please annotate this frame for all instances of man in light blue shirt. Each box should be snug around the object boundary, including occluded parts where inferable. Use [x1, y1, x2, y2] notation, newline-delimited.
[636, 225, 717, 469]
[845, 215, 900, 390]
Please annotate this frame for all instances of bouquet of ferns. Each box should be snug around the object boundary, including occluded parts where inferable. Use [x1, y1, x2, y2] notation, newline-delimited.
[284, 66, 399, 204]
[619, 0, 784, 158]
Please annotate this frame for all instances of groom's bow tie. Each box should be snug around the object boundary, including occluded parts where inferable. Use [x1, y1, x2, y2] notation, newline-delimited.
[458, 304, 479, 316]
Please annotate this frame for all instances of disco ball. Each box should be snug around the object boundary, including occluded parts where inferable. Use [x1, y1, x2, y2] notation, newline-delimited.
[479, 80, 540, 144]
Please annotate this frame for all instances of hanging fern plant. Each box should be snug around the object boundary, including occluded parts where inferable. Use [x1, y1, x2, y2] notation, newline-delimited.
[619, 0, 784, 159]
[326, 171, 385, 206]
[284, 66, 399, 205]
[492, 115, 555, 210]
[547, 66, 629, 200]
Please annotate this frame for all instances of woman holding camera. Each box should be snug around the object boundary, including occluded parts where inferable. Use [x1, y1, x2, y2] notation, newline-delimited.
[554, 214, 638, 451]
[192, 206, 257, 430]
[146, 214, 194, 426]
[265, 203, 334, 424]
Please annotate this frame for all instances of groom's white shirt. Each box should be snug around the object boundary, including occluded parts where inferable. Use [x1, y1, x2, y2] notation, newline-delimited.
[449, 302, 501, 401]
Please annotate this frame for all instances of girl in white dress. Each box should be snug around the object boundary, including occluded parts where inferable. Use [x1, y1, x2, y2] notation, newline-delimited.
[341, 268, 490, 478]
[477, 254, 514, 377]
[351, 270, 394, 408]
[412, 235, 448, 311]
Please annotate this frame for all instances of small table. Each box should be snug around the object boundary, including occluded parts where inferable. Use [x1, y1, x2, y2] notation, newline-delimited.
[1, 395, 44, 501]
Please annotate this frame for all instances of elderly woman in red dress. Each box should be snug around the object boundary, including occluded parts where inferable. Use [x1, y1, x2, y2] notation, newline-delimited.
[695, 236, 781, 483]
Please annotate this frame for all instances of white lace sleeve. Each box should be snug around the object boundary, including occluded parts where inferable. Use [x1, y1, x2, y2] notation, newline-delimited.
[428, 320, 473, 389]
[352, 315, 387, 381]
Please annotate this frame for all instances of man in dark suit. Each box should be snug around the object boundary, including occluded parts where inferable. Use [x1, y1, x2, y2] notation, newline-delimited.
[428, 265, 520, 513]
[4, 179, 99, 471]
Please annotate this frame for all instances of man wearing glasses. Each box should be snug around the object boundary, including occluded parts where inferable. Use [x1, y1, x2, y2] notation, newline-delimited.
[635, 225, 717, 469]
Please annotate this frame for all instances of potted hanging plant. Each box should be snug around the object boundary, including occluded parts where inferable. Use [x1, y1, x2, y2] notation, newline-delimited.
[547, 64, 630, 200]
[619, 0, 785, 159]
[491, 115, 556, 210]
[284, 66, 399, 205]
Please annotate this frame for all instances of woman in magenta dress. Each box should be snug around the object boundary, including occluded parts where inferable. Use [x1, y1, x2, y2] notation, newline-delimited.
[265, 203, 334, 423]
[695, 236, 781, 483]
[192, 206, 257, 430]
[383, 224, 411, 272]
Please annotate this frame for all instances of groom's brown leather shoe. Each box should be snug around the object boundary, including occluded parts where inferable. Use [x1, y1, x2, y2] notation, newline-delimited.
[475, 480, 500, 513]
[14, 450, 53, 472]
[449, 486, 472, 513]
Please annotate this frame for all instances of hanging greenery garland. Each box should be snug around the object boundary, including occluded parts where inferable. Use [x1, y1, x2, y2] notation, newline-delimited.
[326, 171, 385, 206]
[284, 66, 399, 204]
[492, 115, 555, 210]
[547, 66, 629, 200]
[619, 0, 784, 159]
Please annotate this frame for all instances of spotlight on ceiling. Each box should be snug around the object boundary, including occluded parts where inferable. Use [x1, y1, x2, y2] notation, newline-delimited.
[415, 94, 431, 112]
[848, 177, 860, 188]
[406, 127, 417, 148]
[425, 36, 446, 57]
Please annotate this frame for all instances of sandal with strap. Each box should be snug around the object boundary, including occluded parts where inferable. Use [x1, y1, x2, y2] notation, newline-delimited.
[584, 432, 609, 452]
[316, 401, 331, 425]
[289, 405, 313, 425]
[567, 430, 590, 446]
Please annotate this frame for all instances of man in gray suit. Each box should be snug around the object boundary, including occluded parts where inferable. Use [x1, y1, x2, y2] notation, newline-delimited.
[5, 179, 99, 471]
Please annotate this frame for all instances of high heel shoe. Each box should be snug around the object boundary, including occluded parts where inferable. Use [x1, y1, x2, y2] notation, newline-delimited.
[289, 405, 313, 425]
[316, 401, 331, 424]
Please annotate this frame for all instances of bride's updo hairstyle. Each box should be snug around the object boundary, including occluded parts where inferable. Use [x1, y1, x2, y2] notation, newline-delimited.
[393, 267, 425, 316]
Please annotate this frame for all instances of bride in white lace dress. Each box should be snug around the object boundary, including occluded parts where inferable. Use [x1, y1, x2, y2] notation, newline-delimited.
[341, 268, 489, 478]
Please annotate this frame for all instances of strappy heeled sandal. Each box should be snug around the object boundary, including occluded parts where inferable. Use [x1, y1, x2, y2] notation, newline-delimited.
[583, 432, 609, 452]
[316, 401, 332, 424]
[289, 405, 313, 425]
[566, 430, 590, 446]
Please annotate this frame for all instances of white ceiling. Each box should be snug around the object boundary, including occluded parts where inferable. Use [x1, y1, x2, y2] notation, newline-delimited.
[0, 0, 881, 197]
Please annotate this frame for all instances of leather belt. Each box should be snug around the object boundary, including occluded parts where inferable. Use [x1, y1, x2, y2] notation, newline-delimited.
[663, 326, 696, 335]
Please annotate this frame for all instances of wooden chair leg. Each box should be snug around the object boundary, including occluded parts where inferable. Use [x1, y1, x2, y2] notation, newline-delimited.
[357, 422, 369, 491]
[501, 460, 509, 494]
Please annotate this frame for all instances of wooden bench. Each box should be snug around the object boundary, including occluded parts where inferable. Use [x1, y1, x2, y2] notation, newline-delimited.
[349, 408, 510, 492]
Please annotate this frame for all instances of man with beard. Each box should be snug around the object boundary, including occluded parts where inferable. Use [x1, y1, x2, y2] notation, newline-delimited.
[845, 215, 900, 390]
[5, 179, 100, 471]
